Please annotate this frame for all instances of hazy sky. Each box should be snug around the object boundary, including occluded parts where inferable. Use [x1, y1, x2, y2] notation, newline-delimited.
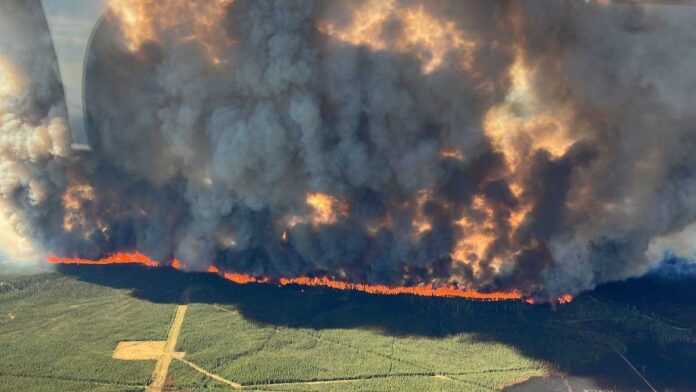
[42, 0, 107, 143]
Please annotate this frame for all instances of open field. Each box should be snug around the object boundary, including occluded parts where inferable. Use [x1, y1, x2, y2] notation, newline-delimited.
[112, 342, 168, 361]
[1, 265, 694, 391]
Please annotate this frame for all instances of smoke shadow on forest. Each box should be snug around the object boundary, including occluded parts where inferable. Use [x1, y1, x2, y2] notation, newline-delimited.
[57, 264, 696, 392]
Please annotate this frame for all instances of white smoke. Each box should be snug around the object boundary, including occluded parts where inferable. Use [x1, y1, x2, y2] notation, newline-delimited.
[0, 0, 72, 265]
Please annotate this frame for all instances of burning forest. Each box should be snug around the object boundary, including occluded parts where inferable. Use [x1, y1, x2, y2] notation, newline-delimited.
[2, 0, 696, 303]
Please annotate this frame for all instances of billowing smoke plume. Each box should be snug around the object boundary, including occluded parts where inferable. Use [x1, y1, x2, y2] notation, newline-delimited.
[2, 0, 696, 299]
[0, 0, 71, 264]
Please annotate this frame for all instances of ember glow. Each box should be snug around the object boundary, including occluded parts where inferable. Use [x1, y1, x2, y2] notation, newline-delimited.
[46, 252, 573, 303]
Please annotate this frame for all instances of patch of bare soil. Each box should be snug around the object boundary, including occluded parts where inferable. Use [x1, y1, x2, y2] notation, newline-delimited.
[112, 341, 166, 361]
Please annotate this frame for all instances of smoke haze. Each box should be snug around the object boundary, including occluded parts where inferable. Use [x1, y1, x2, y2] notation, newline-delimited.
[0, 0, 71, 264]
[1, 0, 695, 300]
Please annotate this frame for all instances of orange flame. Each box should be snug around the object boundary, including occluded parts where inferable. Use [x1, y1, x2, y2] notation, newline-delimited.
[557, 294, 573, 304]
[452, 196, 497, 273]
[47, 252, 573, 304]
[61, 182, 96, 232]
[108, 0, 234, 64]
[318, 1, 477, 74]
[285, 192, 349, 231]
[47, 251, 161, 267]
[306, 192, 349, 226]
[276, 276, 522, 301]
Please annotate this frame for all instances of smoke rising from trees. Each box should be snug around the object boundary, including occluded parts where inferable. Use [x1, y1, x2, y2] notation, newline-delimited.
[2, 0, 696, 299]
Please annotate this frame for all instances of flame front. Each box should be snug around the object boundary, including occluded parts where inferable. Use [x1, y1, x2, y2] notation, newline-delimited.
[48, 252, 160, 267]
[46, 252, 573, 304]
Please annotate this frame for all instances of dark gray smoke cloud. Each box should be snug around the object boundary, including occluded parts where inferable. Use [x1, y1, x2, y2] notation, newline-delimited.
[0, 0, 72, 264]
[2, 0, 695, 299]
